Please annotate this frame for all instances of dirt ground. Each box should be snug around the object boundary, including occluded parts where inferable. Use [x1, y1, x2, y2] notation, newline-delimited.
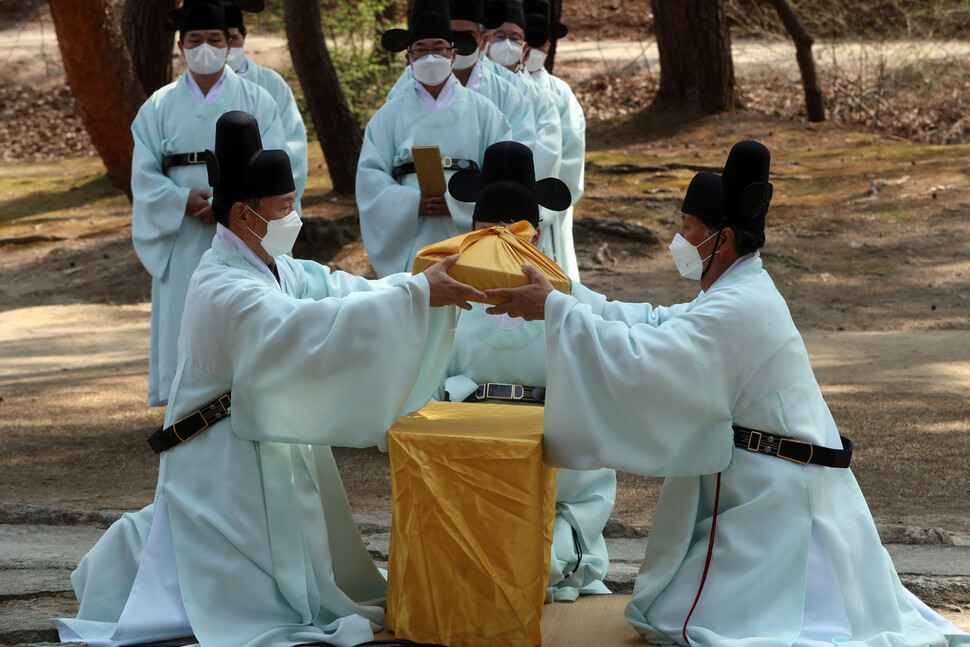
[0, 5, 968, 536]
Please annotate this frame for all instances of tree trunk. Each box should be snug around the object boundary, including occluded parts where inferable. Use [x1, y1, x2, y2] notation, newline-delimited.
[284, 0, 363, 195]
[49, 0, 146, 198]
[764, 0, 825, 122]
[122, 0, 178, 96]
[544, 0, 563, 74]
[650, 0, 735, 115]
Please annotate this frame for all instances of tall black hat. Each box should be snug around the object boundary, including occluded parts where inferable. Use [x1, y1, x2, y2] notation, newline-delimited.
[449, 0, 485, 24]
[240, 150, 295, 199]
[222, 1, 265, 30]
[206, 111, 263, 225]
[382, 0, 478, 55]
[449, 141, 571, 227]
[680, 172, 724, 226]
[720, 140, 773, 232]
[523, 0, 567, 44]
[166, 0, 228, 33]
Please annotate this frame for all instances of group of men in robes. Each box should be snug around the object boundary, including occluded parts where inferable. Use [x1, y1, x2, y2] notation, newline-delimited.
[59, 0, 969, 644]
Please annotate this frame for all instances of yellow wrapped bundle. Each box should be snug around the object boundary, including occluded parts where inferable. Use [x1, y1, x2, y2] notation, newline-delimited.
[386, 401, 557, 647]
[411, 221, 570, 305]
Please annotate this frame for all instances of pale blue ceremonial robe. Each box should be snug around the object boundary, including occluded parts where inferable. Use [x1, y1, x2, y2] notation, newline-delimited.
[356, 76, 513, 276]
[438, 303, 616, 603]
[387, 58, 537, 153]
[55, 229, 458, 647]
[237, 56, 309, 208]
[541, 255, 969, 646]
[529, 68, 585, 280]
[130, 68, 287, 406]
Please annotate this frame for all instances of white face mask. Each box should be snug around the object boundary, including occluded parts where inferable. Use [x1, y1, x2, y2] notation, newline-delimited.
[411, 54, 453, 86]
[226, 45, 246, 72]
[247, 205, 302, 258]
[183, 42, 228, 75]
[487, 39, 523, 68]
[453, 46, 481, 71]
[524, 49, 547, 73]
[668, 231, 718, 280]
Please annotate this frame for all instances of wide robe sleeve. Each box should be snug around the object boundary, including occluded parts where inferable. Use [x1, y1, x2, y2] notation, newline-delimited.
[130, 93, 193, 280]
[550, 75, 586, 205]
[540, 288, 736, 477]
[185, 257, 457, 449]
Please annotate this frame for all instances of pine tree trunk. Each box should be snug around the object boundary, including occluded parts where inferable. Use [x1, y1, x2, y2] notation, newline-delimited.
[284, 0, 363, 195]
[650, 0, 735, 115]
[122, 0, 178, 96]
[764, 0, 825, 122]
[49, 0, 146, 198]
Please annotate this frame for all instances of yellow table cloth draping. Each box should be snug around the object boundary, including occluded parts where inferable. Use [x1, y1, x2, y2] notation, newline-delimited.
[386, 401, 557, 647]
[411, 222, 571, 304]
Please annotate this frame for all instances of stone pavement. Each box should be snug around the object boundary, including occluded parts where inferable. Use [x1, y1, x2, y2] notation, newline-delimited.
[2, 502, 969, 647]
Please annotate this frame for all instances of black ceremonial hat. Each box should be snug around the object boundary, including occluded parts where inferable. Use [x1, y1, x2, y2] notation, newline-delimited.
[205, 111, 263, 224]
[240, 149, 295, 199]
[381, 0, 478, 55]
[166, 0, 228, 33]
[449, 140, 571, 227]
[483, 0, 525, 31]
[681, 172, 724, 227]
[449, 0, 484, 24]
[523, 0, 567, 43]
[720, 140, 773, 232]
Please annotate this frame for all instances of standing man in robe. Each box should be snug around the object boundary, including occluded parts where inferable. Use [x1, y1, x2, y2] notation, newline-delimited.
[522, 0, 584, 280]
[223, 0, 308, 208]
[386, 0, 538, 157]
[56, 112, 485, 647]
[443, 141, 616, 603]
[356, 0, 513, 277]
[132, 0, 289, 406]
[482, 0, 570, 276]
[483, 141, 968, 646]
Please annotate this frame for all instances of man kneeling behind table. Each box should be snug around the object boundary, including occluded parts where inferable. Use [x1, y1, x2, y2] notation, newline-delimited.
[55, 111, 486, 647]
[481, 140, 968, 646]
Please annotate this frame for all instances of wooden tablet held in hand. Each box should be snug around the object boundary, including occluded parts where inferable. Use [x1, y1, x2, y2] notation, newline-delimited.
[412, 145, 447, 197]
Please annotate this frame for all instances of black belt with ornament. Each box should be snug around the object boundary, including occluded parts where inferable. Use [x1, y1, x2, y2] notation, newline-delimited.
[733, 425, 852, 468]
[391, 157, 479, 180]
[463, 382, 545, 404]
[162, 151, 207, 172]
[148, 393, 231, 454]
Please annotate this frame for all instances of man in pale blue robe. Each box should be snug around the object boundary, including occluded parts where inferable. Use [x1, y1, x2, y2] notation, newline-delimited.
[483, 141, 969, 646]
[442, 141, 615, 602]
[55, 114, 485, 647]
[521, 0, 584, 280]
[357, 0, 513, 277]
[386, 0, 537, 155]
[131, 0, 289, 406]
[224, 0, 308, 205]
[482, 0, 569, 276]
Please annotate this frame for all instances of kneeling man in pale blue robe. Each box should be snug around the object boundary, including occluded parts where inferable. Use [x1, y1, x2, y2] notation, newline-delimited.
[442, 141, 616, 602]
[55, 112, 485, 647]
[130, 0, 290, 406]
[483, 141, 968, 646]
[357, 0, 513, 277]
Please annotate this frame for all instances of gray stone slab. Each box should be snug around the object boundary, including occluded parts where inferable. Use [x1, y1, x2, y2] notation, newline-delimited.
[0, 567, 74, 600]
[354, 512, 392, 536]
[0, 525, 103, 570]
[605, 537, 648, 563]
[604, 562, 640, 594]
[363, 533, 390, 561]
[0, 596, 78, 646]
[887, 545, 970, 577]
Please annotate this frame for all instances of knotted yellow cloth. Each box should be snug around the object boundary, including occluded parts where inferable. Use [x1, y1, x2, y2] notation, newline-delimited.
[411, 221, 571, 304]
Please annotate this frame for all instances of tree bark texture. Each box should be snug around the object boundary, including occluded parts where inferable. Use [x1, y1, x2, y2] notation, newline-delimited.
[122, 0, 178, 96]
[764, 0, 825, 122]
[49, 0, 145, 198]
[544, 0, 563, 74]
[284, 0, 363, 194]
[650, 0, 736, 115]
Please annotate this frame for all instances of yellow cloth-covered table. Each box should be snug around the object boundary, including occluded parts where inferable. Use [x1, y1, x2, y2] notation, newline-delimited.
[411, 221, 570, 305]
[386, 401, 557, 647]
